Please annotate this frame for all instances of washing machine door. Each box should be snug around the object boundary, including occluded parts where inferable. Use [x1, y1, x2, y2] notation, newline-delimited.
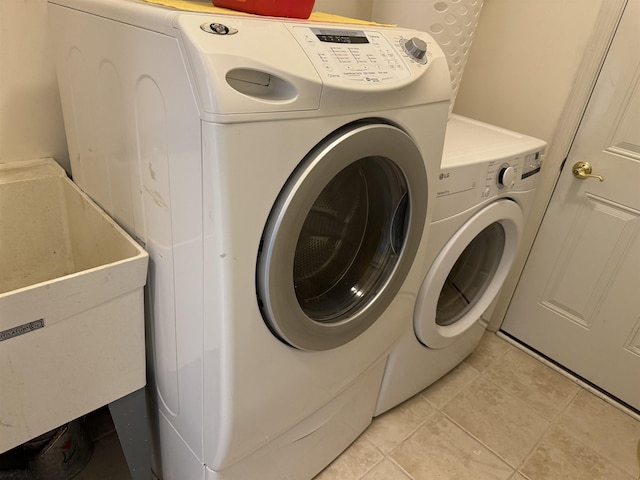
[414, 199, 523, 349]
[257, 122, 428, 351]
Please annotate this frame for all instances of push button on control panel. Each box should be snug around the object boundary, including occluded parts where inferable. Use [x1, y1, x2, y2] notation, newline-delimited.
[201, 22, 238, 35]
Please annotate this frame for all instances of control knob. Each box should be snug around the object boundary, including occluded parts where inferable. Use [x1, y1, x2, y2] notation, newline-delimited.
[402, 37, 427, 64]
[497, 165, 517, 189]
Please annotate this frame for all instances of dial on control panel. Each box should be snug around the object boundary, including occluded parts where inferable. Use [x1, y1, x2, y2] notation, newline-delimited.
[402, 37, 427, 64]
[497, 165, 516, 189]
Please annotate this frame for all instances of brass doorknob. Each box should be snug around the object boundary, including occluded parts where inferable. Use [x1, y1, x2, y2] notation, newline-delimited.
[572, 161, 604, 182]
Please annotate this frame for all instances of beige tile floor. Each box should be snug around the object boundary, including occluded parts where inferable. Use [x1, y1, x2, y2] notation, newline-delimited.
[76, 332, 640, 480]
[314, 333, 640, 480]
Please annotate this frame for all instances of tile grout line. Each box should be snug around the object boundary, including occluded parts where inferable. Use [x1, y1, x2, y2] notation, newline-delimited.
[437, 335, 553, 474]
[463, 333, 515, 376]
[359, 406, 439, 480]
[380, 398, 441, 455]
[383, 404, 517, 480]
[360, 331, 638, 480]
[439, 407, 516, 476]
[370, 349, 510, 480]
[431, 344, 520, 475]
[354, 437, 387, 480]
[479, 346, 585, 469]
[430, 335, 518, 473]
[483, 335, 640, 478]
[360, 332, 638, 480]
[357, 435, 417, 480]
[498, 331, 640, 479]
[385, 455, 416, 480]
[510, 383, 582, 478]
[544, 391, 638, 479]
[496, 330, 640, 422]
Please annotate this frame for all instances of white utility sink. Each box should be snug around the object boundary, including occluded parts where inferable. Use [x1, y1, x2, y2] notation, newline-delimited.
[0, 158, 148, 453]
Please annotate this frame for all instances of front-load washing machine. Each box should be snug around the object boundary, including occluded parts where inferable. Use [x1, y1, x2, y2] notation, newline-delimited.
[374, 114, 546, 415]
[48, 1, 451, 478]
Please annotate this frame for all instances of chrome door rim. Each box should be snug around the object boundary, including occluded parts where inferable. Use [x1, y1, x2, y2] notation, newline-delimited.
[257, 121, 428, 351]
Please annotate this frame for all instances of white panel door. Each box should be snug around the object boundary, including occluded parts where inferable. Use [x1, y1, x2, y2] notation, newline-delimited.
[502, 1, 640, 411]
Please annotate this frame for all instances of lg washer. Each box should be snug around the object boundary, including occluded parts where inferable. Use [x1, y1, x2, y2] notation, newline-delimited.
[48, 1, 451, 478]
[374, 114, 546, 415]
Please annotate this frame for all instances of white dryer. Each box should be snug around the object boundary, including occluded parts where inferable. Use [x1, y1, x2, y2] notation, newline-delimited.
[374, 114, 546, 415]
[48, 1, 451, 479]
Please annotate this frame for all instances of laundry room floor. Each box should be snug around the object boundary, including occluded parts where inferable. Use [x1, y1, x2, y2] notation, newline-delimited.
[75, 332, 640, 480]
[314, 332, 640, 480]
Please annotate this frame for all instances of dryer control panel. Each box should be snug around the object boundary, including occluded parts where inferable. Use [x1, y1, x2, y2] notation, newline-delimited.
[290, 26, 420, 84]
[484, 150, 543, 196]
[484, 160, 522, 196]
[435, 150, 544, 221]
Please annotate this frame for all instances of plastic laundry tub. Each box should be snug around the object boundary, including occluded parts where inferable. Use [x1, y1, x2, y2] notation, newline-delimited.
[0, 158, 148, 453]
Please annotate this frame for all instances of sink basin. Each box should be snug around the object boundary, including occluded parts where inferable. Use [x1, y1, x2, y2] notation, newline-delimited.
[0, 158, 148, 453]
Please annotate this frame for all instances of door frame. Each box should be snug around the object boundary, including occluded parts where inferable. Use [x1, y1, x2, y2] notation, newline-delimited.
[490, 0, 629, 331]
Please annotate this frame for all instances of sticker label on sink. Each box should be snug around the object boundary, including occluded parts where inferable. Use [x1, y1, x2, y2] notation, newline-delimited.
[0, 319, 44, 342]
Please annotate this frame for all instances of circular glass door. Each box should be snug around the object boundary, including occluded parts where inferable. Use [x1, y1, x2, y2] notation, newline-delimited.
[414, 200, 523, 349]
[257, 122, 428, 351]
[293, 156, 408, 322]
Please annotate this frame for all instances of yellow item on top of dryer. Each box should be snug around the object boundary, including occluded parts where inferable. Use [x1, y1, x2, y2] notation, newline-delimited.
[142, 0, 394, 25]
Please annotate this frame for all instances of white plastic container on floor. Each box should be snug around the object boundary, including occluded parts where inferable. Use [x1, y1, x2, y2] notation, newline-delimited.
[0, 158, 148, 453]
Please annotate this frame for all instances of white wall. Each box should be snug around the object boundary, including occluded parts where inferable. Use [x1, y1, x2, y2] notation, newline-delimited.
[313, 0, 372, 19]
[454, 0, 603, 146]
[0, 1, 69, 171]
[370, 0, 603, 147]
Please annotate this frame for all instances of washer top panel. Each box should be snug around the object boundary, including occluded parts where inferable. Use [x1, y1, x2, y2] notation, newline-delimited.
[443, 115, 546, 169]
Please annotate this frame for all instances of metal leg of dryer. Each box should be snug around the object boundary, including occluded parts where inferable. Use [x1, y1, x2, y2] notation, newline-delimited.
[109, 387, 151, 480]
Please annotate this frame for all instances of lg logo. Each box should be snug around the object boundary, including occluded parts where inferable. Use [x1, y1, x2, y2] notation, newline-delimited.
[439, 172, 450, 180]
